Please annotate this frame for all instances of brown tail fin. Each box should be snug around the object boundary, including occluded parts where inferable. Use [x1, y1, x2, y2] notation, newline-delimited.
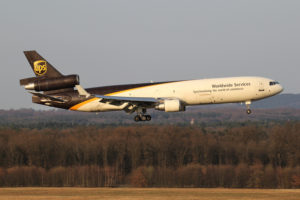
[24, 50, 63, 78]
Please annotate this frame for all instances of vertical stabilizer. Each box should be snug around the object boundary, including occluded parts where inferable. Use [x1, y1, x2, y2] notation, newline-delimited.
[23, 50, 63, 78]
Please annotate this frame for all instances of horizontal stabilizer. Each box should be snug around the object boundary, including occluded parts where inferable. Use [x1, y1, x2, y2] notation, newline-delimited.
[29, 92, 65, 102]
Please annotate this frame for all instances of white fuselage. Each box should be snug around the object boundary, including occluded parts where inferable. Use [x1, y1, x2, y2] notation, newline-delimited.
[73, 76, 283, 112]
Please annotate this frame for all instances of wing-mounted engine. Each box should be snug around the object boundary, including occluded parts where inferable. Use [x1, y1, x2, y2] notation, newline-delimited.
[20, 74, 79, 92]
[155, 99, 185, 112]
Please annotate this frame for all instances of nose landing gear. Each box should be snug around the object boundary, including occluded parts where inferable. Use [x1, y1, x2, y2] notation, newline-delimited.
[245, 100, 252, 115]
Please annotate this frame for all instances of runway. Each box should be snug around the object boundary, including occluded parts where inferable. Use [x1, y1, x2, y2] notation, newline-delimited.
[0, 188, 300, 200]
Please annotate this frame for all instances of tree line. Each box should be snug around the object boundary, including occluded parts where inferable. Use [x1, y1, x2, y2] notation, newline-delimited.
[1, 108, 299, 128]
[0, 122, 300, 188]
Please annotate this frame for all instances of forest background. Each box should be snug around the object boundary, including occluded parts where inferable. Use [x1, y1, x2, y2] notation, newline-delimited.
[0, 94, 300, 188]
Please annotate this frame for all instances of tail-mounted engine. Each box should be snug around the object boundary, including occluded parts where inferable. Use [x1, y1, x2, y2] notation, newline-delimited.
[20, 75, 79, 92]
[155, 99, 185, 112]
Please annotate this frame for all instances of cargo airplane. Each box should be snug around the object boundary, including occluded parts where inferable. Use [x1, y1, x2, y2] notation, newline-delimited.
[20, 51, 283, 121]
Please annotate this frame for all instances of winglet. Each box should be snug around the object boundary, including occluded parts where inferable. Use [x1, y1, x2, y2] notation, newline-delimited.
[75, 85, 90, 98]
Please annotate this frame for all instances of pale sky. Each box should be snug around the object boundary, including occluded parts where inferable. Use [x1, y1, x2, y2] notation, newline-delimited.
[0, 0, 299, 109]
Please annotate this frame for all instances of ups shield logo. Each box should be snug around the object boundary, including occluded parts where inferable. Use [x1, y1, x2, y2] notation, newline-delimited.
[33, 60, 47, 76]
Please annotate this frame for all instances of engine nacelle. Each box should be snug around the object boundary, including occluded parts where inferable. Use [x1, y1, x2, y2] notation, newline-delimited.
[24, 75, 80, 91]
[155, 99, 185, 112]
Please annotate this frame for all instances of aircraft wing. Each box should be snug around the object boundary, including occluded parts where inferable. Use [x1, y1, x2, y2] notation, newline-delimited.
[95, 95, 159, 104]
[94, 95, 161, 113]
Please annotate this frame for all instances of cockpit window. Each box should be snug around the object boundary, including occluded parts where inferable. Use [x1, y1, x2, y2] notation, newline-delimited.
[269, 81, 279, 86]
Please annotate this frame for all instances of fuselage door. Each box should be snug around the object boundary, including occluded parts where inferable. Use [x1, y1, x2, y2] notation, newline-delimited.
[194, 89, 212, 104]
[259, 82, 265, 92]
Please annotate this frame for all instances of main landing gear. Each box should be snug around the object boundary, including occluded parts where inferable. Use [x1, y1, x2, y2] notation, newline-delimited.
[134, 115, 151, 122]
[245, 100, 252, 115]
[134, 108, 152, 122]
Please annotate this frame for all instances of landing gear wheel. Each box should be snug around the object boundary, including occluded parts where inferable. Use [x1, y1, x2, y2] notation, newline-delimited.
[146, 115, 151, 121]
[135, 108, 151, 122]
[245, 100, 252, 115]
[134, 115, 141, 122]
[141, 115, 147, 121]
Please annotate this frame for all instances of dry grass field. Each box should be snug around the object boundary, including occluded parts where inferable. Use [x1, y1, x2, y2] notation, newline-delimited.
[0, 188, 300, 200]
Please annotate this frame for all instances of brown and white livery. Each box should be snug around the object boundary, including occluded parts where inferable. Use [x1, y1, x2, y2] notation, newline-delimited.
[20, 51, 283, 121]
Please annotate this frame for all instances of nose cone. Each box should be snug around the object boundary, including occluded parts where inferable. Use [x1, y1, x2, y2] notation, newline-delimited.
[267, 80, 283, 96]
[278, 84, 284, 93]
[273, 84, 284, 95]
